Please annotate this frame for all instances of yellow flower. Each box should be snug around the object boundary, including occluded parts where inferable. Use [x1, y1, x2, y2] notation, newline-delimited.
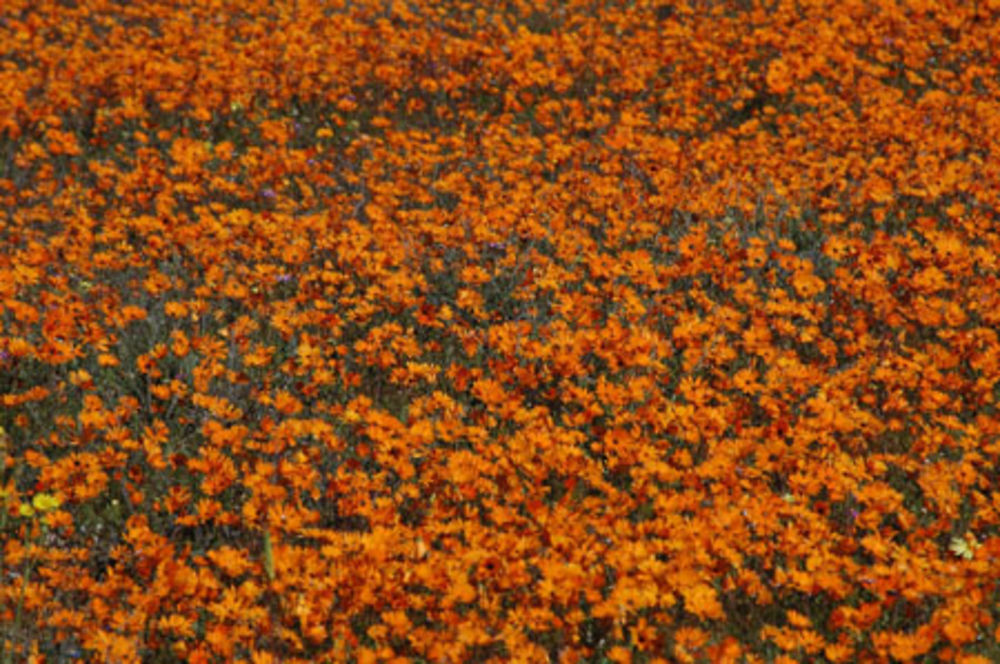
[32, 493, 61, 513]
[949, 535, 979, 561]
[19, 503, 35, 518]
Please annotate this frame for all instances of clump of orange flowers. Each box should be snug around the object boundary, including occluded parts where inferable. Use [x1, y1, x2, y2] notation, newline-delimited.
[2, 0, 1000, 661]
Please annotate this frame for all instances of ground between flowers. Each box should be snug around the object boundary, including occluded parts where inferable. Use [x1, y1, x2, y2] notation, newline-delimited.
[2, 1, 1000, 662]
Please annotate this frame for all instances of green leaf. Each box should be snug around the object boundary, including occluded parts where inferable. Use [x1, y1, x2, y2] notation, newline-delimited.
[263, 530, 275, 581]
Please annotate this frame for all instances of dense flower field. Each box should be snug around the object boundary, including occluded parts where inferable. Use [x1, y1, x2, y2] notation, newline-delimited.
[2, 0, 1000, 661]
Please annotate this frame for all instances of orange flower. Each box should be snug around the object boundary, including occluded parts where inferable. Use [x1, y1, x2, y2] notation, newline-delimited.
[681, 583, 724, 621]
